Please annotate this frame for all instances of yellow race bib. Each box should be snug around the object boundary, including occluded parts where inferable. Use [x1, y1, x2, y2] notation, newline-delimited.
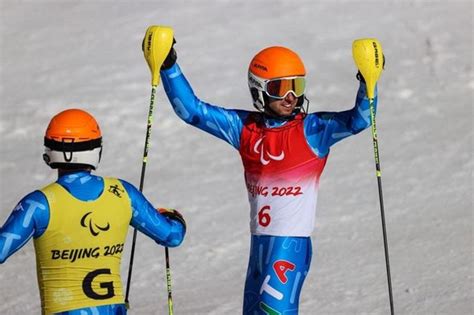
[34, 178, 132, 314]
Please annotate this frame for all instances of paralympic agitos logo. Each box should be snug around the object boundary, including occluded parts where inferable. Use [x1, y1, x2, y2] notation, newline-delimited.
[80, 212, 110, 236]
[254, 136, 285, 165]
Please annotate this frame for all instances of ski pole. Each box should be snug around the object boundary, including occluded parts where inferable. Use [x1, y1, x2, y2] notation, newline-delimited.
[125, 25, 175, 315]
[352, 38, 394, 315]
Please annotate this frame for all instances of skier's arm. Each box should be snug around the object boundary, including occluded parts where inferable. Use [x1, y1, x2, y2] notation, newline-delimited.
[0, 191, 49, 263]
[304, 81, 377, 157]
[160, 63, 249, 150]
[120, 180, 185, 247]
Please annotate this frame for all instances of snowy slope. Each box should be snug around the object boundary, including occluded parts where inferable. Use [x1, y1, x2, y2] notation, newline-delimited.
[0, 1, 472, 314]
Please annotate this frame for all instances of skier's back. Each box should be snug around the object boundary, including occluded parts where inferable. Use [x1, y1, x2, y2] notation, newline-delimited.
[0, 109, 186, 314]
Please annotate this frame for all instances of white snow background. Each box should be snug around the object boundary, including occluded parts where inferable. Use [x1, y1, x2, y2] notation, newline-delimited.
[0, 1, 472, 314]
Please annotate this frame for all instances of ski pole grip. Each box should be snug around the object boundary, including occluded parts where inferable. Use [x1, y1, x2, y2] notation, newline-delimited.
[143, 25, 174, 86]
[352, 38, 384, 99]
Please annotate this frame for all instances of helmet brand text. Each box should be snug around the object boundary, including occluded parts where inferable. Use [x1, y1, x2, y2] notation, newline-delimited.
[253, 63, 267, 72]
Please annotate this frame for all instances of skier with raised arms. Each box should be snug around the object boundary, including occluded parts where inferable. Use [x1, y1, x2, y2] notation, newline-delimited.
[158, 33, 379, 314]
[0, 108, 186, 314]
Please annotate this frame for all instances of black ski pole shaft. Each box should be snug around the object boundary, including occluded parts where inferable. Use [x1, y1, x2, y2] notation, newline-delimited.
[165, 247, 173, 314]
[369, 99, 394, 315]
[125, 85, 157, 306]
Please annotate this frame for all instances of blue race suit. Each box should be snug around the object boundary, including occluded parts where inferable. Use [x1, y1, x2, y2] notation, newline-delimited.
[0, 170, 185, 314]
[161, 63, 376, 314]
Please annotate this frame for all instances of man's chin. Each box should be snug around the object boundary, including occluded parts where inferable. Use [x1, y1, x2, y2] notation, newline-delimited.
[279, 108, 295, 116]
[264, 106, 295, 117]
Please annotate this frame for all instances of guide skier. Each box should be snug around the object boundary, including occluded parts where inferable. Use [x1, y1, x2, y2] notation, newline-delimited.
[0, 108, 186, 314]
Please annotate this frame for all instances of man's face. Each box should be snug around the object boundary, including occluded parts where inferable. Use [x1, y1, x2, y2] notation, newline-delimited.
[266, 92, 298, 117]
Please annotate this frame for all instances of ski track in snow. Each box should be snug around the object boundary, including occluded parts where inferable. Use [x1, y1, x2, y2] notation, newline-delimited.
[0, 1, 472, 314]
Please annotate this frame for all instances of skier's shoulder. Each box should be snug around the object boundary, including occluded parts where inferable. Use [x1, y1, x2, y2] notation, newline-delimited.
[8, 189, 50, 237]
[90, 171, 144, 203]
[18, 189, 49, 208]
[116, 178, 136, 193]
[302, 110, 336, 129]
[116, 178, 145, 203]
[91, 174, 129, 191]
[208, 105, 252, 121]
[304, 110, 332, 119]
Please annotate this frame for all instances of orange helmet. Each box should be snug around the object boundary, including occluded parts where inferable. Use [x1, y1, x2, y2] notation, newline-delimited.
[43, 109, 102, 170]
[248, 46, 306, 112]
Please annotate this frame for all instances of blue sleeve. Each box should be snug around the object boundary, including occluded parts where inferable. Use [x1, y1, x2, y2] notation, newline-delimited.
[120, 180, 185, 247]
[304, 82, 377, 157]
[0, 191, 50, 263]
[161, 63, 249, 150]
